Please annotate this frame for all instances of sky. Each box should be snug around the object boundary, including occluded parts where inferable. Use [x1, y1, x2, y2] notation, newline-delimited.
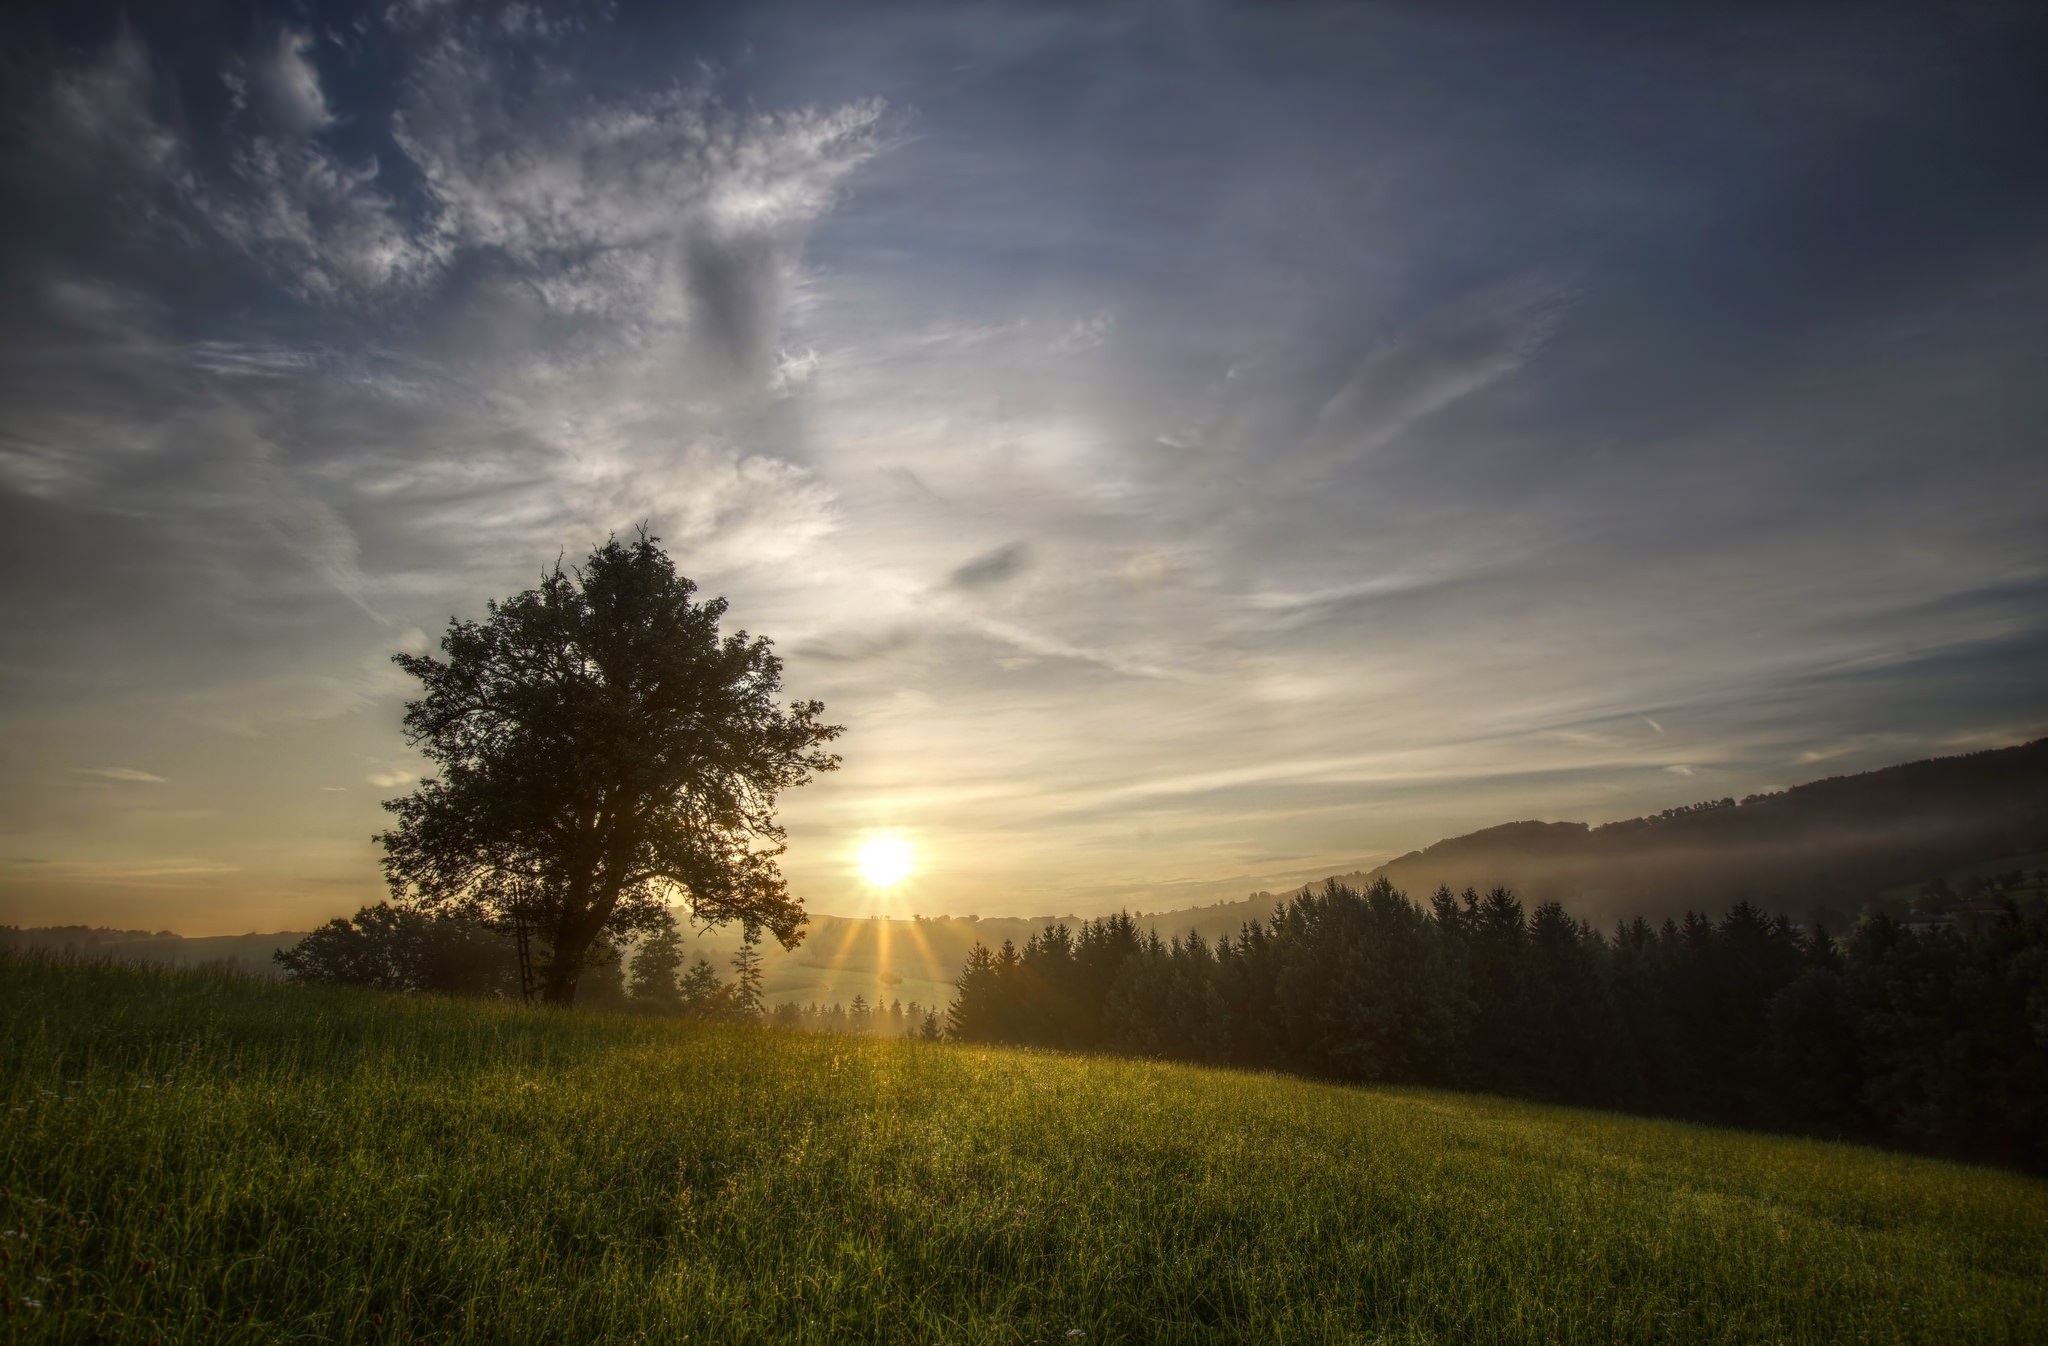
[1, 0, 2044, 934]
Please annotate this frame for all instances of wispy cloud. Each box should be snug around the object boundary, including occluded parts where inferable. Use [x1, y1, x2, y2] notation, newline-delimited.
[70, 767, 166, 784]
[1303, 278, 1570, 467]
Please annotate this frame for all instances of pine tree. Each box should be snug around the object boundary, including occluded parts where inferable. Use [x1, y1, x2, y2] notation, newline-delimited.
[627, 919, 686, 1014]
[727, 932, 765, 1021]
[677, 956, 725, 1017]
[947, 943, 1001, 1040]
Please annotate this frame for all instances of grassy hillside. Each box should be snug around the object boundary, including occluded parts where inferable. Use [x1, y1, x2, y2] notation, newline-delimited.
[3, 957, 2044, 1344]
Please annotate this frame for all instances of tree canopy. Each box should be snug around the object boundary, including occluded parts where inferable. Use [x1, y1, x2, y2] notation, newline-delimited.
[377, 531, 842, 1004]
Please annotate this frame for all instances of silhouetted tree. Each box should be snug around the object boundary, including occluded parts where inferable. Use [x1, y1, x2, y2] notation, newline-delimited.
[676, 955, 726, 1015]
[275, 902, 517, 996]
[375, 531, 842, 1005]
[627, 916, 686, 1013]
[725, 933, 765, 1021]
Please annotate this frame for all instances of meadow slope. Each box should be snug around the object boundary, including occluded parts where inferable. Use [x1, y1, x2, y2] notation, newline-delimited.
[2, 956, 2044, 1345]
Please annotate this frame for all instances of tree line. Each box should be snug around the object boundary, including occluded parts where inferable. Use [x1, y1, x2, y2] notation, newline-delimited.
[277, 902, 764, 1021]
[947, 878, 2048, 1170]
[770, 997, 945, 1039]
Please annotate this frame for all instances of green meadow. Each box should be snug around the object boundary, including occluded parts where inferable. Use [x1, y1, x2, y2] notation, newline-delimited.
[3, 956, 2044, 1345]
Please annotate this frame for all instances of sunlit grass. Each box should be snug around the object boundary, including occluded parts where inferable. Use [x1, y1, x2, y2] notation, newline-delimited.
[3, 953, 2044, 1344]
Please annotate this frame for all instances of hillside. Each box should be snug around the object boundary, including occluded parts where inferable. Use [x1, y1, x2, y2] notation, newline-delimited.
[1332, 738, 2048, 927]
[4, 954, 2044, 1343]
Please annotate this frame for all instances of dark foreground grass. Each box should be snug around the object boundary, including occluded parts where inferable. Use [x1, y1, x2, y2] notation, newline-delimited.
[2, 955, 2044, 1344]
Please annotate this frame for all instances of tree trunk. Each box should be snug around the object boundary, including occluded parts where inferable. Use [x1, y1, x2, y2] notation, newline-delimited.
[538, 877, 620, 1007]
[541, 961, 579, 1006]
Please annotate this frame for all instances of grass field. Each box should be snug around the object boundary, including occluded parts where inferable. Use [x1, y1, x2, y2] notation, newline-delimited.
[3, 955, 2044, 1344]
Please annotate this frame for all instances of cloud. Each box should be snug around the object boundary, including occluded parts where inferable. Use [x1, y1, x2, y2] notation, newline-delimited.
[391, 24, 885, 365]
[1243, 568, 1471, 625]
[44, 23, 437, 303]
[948, 541, 1031, 590]
[43, 12, 884, 331]
[366, 770, 416, 789]
[245, 29, 335, 136]
[1304, 278, 1569, 464]
[686, 226, 788, 384]
[45, 24, 184, 181]
[962, 613, 1185, 682]
[29, 857, 240, 885]
[178, 674, 380, 738]
[795, 626, 922, 663]
[70, 767, 166, 784]
[1053, 310, 1115, 353]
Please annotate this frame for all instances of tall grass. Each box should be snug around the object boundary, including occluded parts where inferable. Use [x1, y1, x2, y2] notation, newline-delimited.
[3, 953, 2043, 1343]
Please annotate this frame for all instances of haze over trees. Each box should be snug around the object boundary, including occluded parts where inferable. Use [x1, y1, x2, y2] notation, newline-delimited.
[374, 532, 842, 1005]
[1343, 740, 2048, 926]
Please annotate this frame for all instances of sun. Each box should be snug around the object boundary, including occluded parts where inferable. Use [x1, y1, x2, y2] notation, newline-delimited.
[856, 834, 916, 888]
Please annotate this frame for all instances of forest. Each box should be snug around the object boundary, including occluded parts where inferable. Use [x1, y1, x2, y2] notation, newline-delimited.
[944, 878, 2048, 1170]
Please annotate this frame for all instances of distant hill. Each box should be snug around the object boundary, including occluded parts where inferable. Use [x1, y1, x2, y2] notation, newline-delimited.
[1320, 739, 2048, 928]
[0, 926, 296, 977]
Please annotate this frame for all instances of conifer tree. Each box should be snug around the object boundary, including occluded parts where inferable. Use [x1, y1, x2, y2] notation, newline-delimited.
[677, 955, 725, 1016]
[627, 918, 686, 1014]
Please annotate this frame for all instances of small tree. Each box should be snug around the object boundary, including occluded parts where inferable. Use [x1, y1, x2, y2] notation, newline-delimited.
[677, 956, 726, 1016]
[726, 935, 765, 1021]
[377, 531, 842, 1005]
[628, 917, 687, 1014]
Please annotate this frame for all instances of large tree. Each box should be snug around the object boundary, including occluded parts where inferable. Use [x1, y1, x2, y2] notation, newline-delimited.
[377, 531, 842, 1005]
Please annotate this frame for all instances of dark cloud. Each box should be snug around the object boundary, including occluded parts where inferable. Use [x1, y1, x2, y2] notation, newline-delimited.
[947, 541, 1030, 591]
[793, 626, 921, 663]
[686, 225, 788, 388]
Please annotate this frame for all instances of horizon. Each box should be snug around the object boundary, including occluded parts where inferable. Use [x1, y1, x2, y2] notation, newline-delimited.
[7, 733, 2039, 939]
[3, 2, 2046, 936]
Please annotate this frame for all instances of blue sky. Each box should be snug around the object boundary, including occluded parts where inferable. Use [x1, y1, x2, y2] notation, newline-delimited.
[1, 0, 2043, 931]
